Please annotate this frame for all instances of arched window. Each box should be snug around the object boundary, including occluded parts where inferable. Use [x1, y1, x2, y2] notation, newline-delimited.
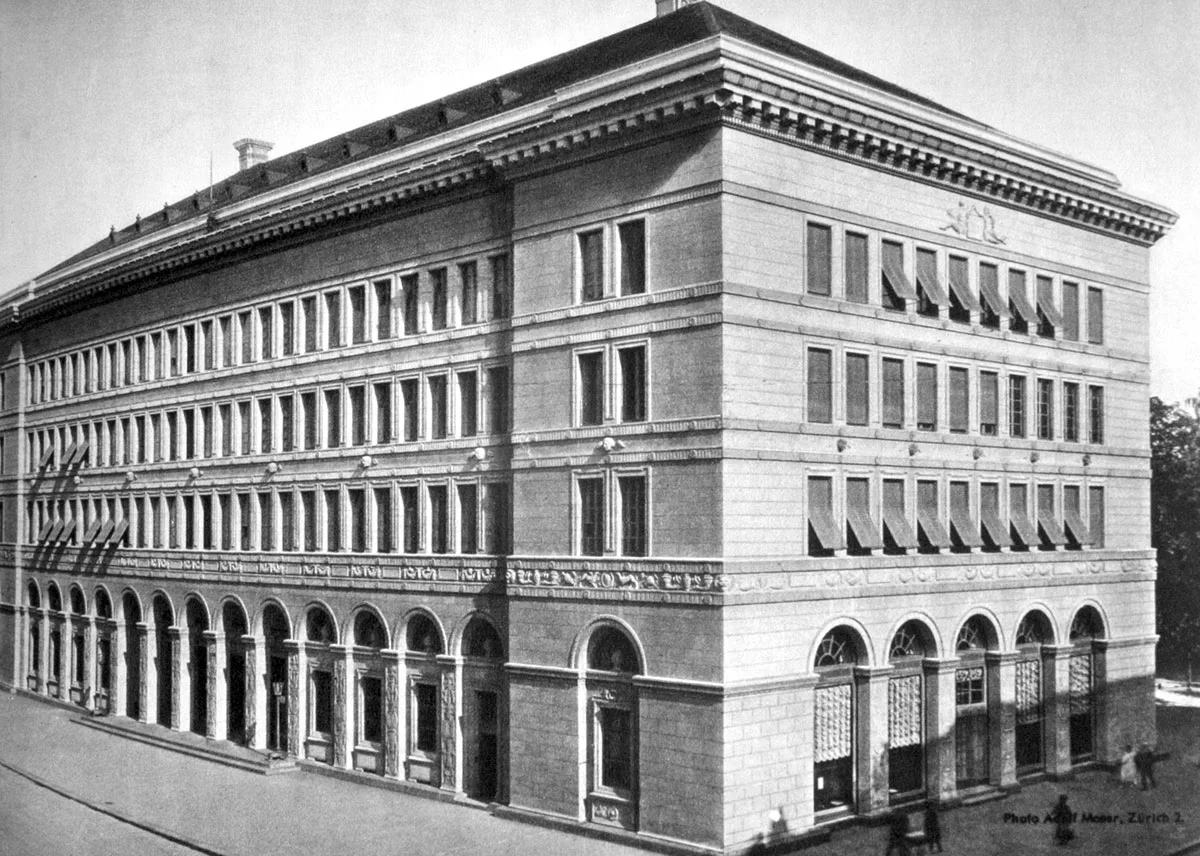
[954, 615, 995, 788]
[588, 626, 640, 674]
[463, 617, 504, 660]
[69, 587, 86, 615]
[306, 607, 336, 644]
[815, 628, 861, 668]
[1069, 607, 1104, 641]
[95, 590, 112, 620]
[955, 616, 992, 652]
[47, 583, 62, 613]
[887, 620, 931, 798]
[1067, 606, 1104, 763]
[406, 614, 443, 655]
[1016, 612, 1051, 646]
[813, 627, 863, 814]
[889, 622, 929, 660]
[354, 611, 387, 649]
[26, 582, 40, 609]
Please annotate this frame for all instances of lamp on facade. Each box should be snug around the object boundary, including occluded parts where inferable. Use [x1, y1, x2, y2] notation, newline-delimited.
[266, 461, 281, 475]
[188, 467, 202, 480]
[360, 454, 374, 469]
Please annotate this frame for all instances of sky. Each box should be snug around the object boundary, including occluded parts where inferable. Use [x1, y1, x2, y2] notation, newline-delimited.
[1, 0, 1196, 404]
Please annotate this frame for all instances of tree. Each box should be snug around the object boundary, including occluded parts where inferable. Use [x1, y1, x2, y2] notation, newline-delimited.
[1150, 395, 1200, 684]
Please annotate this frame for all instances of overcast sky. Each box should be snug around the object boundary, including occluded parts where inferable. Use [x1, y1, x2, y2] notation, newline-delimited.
[2, 0, 1196, 403]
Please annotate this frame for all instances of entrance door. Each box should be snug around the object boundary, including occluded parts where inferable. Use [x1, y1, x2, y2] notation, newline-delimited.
[473, 690, 499, 801]
[226, 646, 246, 744]
[1015, 659, 1043, 772]
[1069, 654, 1093, 760]
[267, 655, 288, 752]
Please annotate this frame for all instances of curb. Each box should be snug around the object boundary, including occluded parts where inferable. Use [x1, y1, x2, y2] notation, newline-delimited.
[0, 757, 231, 856]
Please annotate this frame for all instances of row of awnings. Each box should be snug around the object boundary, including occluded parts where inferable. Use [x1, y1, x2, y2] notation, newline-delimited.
[35, 516, 126, 547]
[37, 441, 90, 471]
[880, 257, 1064, 326]
[810, 503, 1093, 553]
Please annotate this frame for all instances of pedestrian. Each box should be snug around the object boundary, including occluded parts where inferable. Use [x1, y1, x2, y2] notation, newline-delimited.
[767, 806, 789, 844]
[923, 804, 943, 853]
[1119, 744, 1137, 787]
[1136, 744, 1157, 789]
[1050, 794, 1074, 846]
[885, 811, 911, 856]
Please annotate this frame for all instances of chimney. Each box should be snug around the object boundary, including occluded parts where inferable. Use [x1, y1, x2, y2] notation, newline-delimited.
[233, 138, 274, 172]
[656, 0, 698, 17]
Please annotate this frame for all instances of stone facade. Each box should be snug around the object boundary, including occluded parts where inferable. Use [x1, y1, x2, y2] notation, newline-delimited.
[0, 3, 1174, 853]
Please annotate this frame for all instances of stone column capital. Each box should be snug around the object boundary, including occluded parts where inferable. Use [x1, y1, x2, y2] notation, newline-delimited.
[201, 630, 220, 644]
[853, 664, 894, 681]
[922, 657, 961, 675]
[985, 650, 1019, 666]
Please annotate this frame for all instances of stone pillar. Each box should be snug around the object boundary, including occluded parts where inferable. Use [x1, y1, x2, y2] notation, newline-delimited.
[439, 655, 463, 795]
[285, 640, 302, 757]
[854, 665, 892, 817]
[57, 615, 71, 700]
[83, 618, 96, 710]
[383, 650, 402, 778]
[203, 631, 219, 739]
[137, 622, 151, 723]
[113, 621, 128, 717]
[243, 634, 264, 750]
[923, 658, 959, 802]
[986, 651, 1018, 789]
[37, 610, 49, 694]
[1042, 645, 1073, 778]
[169, 627, 183, 731]
[331, 645, 351, 769]
[211, 633, 228, 742]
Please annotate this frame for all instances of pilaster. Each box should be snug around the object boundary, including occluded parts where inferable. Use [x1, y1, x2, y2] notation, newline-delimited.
[986, 651, 1018, 789]
[169, 626, 183, 731]
[57, 614, 70, 700]
[1042, 644, 1073, 777]
[37, 609, 49, 694]
[285, 640, 302, 757]
[83, 618, 96, 710]
[923, 657, 959, 802]
[136, 622, 151, 724]
[242, 634, 264, 749]
[853, 664, 892, 817]
[383, 649, 402, 778]
[331, 644, 351, 769]
[439, 655, 463, 794]
[203, 631, 219, 739]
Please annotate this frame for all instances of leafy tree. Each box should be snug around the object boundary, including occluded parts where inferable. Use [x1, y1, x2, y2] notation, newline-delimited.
[1151, 395, 1200, 682]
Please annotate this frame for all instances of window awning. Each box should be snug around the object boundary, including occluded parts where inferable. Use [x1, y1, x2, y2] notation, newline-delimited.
[37, 447, 54, 469]
[978, 273, 1010, 319]
[71, 441, 90, 466]
[1037, 289, 1064, 327]
[1009, 507, 1038, 548]
[917, 507, 952, 548]
[47, 520, 64, 543]
[61, 442, 78, 466]
[1009, 284, 1038, 324]
[808, 506, 844, 552]
[110, 519, 129, 545]
[882, 502, 918, 549]
[980, 508, 1012, 548]
[1038, 507, 1067, 546]
[915, 267, 950, 306]
[83, 519, 102, 542]
[846, 505, 883, 551]
[37, 520, 55, 541]
[95, 519, 115, 545]
[1063, 508, 1092, 547]
[947, 266, 982, 312]
[882, 257, 918, 300]
[59, 519, 76, 543]
[950, 506, 985, 548]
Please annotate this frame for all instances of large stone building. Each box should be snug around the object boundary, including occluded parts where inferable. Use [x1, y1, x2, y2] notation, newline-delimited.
[0, 1, 1176, 852]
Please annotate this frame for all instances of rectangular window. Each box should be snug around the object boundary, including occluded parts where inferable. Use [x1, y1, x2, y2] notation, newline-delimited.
[486, 482, 512, 554]
[348, 489, 366, 553]
[324, 489, 341, 552]
[1087, 287, 1104, 344]
[136, 415, 147, 462]
[401, 486, 420, 553]
[947, 255, 974, 323]
[201, 407, 213, 458]
[459, 262, 478, 325]
[184, 327, 196, 374]
[428, 376, 448, 440]
[302, 296, 318, 353]
[218, 405, 232, 456]
[880, 240, 910, 311]
[619, 475, 647, 557]
[807, 348, 832, 424]
[375, 487, 393, 553]
[167, 330, 180, 376]
[1037, 379, 1054, 440]
[349, 285, 366, 344]
[916, 362, 937, 431]
[183, 411, 197, 459]
[259, 398, 273, 453]
[301, 491, 317, 552]
[431, 269, 448, 330]
[259, 492, 274, 551]
[1088, 386, 1104, 444]
[360, 676, 382, 744]
[166, 412, 179, 461]
[458, 372, 478, 437]
[1064, 382, 1080, 442]
[324, 389, 342, 447]
[373, 383, 392, 444]
[949, 367, 969, 434]
[579, 229, 605, 302]
[458, 483, 478, 554]
[980, 371, 999, 436]
[1089, 487, 1105, 548]
[915, 247, 944, 317]
[618, 346, 647, 423]
[402, 274, 419, 335]
[238, 401, 251, 455]
[1036, 275, 1059, 338]
[1062, 281, 1080, 342]
[949, 481, 982, 552]
[616, 220, 647, 297]
[123, 340, 134, 384]
[917, 479, 951, 553]
[196, 320, 212, 371]
[1009, 376, 1027, 438]
[415, 684, 438, 753]
[238, 493, 251, 551]
[280, 302, 295, 356]
[428, 485, 448, 554]
[348, 386, 366, 446]
[578, 352, 605, 427]
[279, 395, 294, 453]
[1037, 484, 1065, 550]
[1009, 484, 1036, 549]
[401, 379, 420, 442]
[979, 482, 1007, 550]
[807, 475, 839, 556]
[579, 477, 604, 556]
[220, 316, 233, 367]
[374, 280, 392, 340]
[325, 291, 342, 348]
[845, 477, 882, 555]
[490, 255, 511, 319]
[806, 222, 832, 296]
[882, 358, 904, 429]
[238, 312, 253, 364]
[1062, 485, 1089, 549]
[845, 353, 869, 426]
[219, 494, 232, 550]
[488, 366, 510, 434]
[301, 392, 318, 450]
[1009, 270, 1031, 335]
[312, 671, 333, 735]
[844, 232, 869, 304]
